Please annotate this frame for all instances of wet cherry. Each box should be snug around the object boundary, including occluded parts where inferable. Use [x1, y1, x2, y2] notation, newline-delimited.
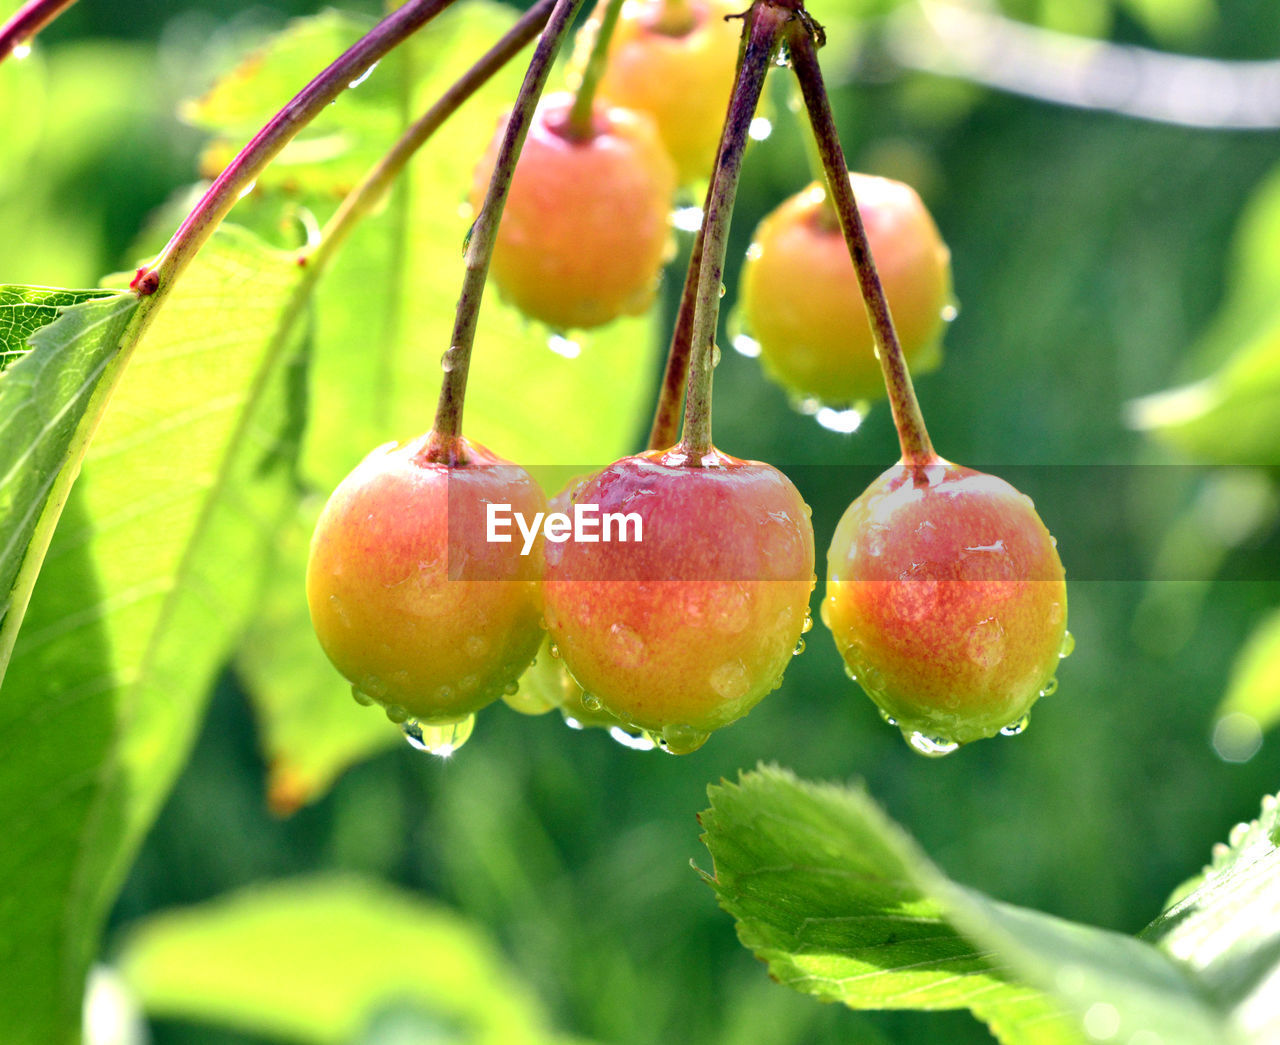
[823, 457, 1067, 750]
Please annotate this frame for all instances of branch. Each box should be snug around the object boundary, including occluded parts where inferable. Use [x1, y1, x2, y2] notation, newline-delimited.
[0, 0, 77, 63]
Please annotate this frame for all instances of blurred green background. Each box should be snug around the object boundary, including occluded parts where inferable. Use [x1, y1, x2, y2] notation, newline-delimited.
[6, 0, 1280, 1043]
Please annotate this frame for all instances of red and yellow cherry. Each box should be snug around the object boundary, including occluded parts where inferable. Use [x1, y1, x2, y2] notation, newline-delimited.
[306, 431, 546, 748]
[471, 92, 676, 331]
[823, 457, 1068, 753]
[570, 0, 744, 185]
[543, 446, 815, 752]
[739, 174, 952, 406]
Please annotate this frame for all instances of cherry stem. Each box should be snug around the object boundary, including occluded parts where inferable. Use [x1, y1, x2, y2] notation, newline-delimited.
[566, 0, 624, 139]
[678, 0, 789, 459]
[430, 0, 588, 457]
[310, 0, 555, 272]
[646, 218, 705, 449]
[133, 0, 456, 298]
[0, 0, 76, 62]
[785, 18, 936, 465]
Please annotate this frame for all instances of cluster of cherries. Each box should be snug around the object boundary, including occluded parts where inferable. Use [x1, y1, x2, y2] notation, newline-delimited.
[306, 0, 1070, 758]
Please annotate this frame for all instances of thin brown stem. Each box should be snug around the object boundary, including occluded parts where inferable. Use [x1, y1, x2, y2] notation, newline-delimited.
[786, 16, 935, 465]
[134, 0, 456, 298]
[646, 219, 704, 450]
[0, 0, 77, 62]
[430, 0, 589, 456]
[678, 0, 789, 459]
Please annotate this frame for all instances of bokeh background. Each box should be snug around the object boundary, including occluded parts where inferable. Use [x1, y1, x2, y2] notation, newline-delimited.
[5, 0, 1280, 1042]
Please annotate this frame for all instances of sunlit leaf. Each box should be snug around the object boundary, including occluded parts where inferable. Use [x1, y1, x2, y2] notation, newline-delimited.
[700, 766, 1249, 1045]
[115, 875, 582, 1045]
[1216, 608, 1280, 735]
[0, 225, 308, 1042]
[0, 288, 136, 681]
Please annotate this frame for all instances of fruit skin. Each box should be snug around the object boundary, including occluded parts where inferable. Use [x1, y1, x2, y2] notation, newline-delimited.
[571, 0, 744, 185]
[306, 432, 546, 724]
[543, 448, 815, 742]
[823, 458, 1067, 746]
[472, 92, 676, 331]
[739, 175, 952, 406]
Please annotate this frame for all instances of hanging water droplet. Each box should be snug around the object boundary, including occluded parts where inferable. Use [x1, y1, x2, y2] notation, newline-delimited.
[792, 637, 806, 656]
[384, 703, 409, 724]
[711, 343, 722, 367]
[718, 282, 727, 299]
[609, 726, 657, 751]
[402, 714, 475, 757]
[877, 708, 898, 727]
[547, 333, 581, 359]
[351, 685, 377, 707]
[906, 731, 959, 758]
[844, 664, 859, 681]
[1059, 630, 1075, 659]
[1040, 676, 1059, 697]
[815, 406, 865, 434]
[661, 723, 711, 755]
[582, 692, 602, 712]
[549, 642, 562, 659]
[440, 348, 457, 373]
[801, 612, 813, 634]
[503, 679, 519, 696]
[1000, 714, 1030, 736]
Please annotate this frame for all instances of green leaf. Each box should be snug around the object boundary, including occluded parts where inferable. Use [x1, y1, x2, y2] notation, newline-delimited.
[1128, 163, 1280, 464]
[1142, 791, 1280, 1043]
[195, 2, 662, 808]
[115, 875, 581, 1045]
[183, 11, 406, 195]
[0, 288, 137, 679]
[1216, 607, 1280, 733]
[0, 225, 309, 1043]
[699, 766, 1241, 1045]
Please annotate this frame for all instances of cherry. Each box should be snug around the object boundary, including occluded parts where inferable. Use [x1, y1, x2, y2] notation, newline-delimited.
[738, 174, 952, 407]
[822, 457, 1068, 752]
[306, 432, 546, 734]
[570, 0, 744, 186]
[542, 446, 815, 752]
[471, 91, 676, 331]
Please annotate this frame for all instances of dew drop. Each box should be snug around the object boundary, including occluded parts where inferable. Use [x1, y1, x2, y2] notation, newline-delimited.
[710, 659, 751, 700]
[1059, 630, 1076, 659]
[792, 637, 806, 656]
[844, 664, 859, 681]
[608, 623, 645, 668]
[965, 617, 1007, 671]
[717, 282, 726, 299]
[609, 726, 657, 750]
[582, 692, 603, 712]
[661, 723, 711, 755]
[801, 612, 813, 634]
[1040, 677, 1059, 697]
[440, 348, 457, 373]
[549, 643, 562, 659]
[384, 703, 409, 724]
[815, 406, 865, 434]
[877, 708, 898, 727]
[711, 343, 722, 366]
[464, 634, 489, 659]
[503, 679, 519, 696]
[402, 714, 475, 757]
[351, 685, 377, 707]
[358, 674, 388, 699]
[1000, 714, 1030, 736]
[906, 731, 959, 758]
